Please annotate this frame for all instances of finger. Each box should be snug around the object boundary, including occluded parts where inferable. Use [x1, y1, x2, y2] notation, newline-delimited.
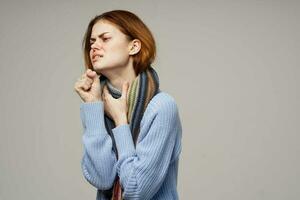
[80, 74, 93, 85]
[86, 69, 96, 77]
[78, 77, 92, 85]
[86, 70, 96, 79]
[121, 82, 129, 99]
[81, 83, 91, 91]
[74, 86, 85, 97]
[85, 78, 93, 85]
[104, 85, 111, 95]
[81, 71, 89, 78]
[102, 86, 106, 100]
[75, 80, 89, 91]
[78, 77, 92, 87]
[102, 91, 105, 101]
[103, 85, 110, 100]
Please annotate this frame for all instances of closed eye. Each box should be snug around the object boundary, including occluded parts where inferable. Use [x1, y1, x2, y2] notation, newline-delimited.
[90, 37, 110, 45]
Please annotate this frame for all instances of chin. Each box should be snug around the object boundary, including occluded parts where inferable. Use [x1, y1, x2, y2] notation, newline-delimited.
[93, 61, 120, 71]
[92, 62, 111, 74]
[92, 62, 105, 70]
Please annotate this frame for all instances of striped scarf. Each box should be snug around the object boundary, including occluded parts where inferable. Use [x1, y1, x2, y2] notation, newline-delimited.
[99, 66, 160, 200]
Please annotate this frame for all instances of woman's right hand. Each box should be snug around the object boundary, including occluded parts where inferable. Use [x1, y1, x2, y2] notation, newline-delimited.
[74, 69, 102, 102]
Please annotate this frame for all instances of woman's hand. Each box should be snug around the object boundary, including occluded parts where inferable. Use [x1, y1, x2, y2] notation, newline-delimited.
[102, 82, 129, 126]
[74, 69, 102, 102]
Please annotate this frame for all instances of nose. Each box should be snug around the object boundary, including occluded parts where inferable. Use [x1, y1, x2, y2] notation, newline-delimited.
[90, 39, 102, 50]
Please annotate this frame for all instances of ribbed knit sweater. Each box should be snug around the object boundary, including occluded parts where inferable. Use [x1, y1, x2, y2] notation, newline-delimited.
[80, 91, 182, 200]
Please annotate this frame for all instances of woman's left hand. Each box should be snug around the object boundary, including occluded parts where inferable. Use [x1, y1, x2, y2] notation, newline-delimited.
[102, 82, 129, 126]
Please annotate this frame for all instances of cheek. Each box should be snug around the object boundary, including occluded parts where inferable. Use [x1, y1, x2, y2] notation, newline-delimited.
[115, 53, 129, 67]
[108, 44, 129, 60]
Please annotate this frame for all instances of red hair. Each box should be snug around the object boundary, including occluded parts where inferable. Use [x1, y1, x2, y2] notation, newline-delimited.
[82, 10, 156, 75]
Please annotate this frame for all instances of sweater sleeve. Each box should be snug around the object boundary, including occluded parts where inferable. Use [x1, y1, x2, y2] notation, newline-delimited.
[80, 101, 118, 190]
[112, 98, 181, 200]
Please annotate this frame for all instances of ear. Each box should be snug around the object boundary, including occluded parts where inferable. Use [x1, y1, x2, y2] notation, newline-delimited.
[128, 39, 141, 55]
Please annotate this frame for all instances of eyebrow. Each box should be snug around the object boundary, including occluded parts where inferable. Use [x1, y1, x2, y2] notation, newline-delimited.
[90, 32, 110, 41]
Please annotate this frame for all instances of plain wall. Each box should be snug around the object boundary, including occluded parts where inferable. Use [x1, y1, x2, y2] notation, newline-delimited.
[0, 0, 299, 199]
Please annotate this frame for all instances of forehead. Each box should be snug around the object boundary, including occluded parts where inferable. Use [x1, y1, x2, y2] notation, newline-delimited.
[91, 21, 119, 37]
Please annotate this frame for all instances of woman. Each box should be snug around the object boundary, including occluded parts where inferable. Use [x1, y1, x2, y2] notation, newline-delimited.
[74, 10, 182, 200]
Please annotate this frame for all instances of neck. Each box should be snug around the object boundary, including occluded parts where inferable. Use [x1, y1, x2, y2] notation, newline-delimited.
[100, 60, 137, 92]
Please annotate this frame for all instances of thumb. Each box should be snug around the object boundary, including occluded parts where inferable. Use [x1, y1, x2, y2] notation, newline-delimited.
[87, 70, 100, 82]
[121, 81, 129, 99]
[93, 72, 100, 82]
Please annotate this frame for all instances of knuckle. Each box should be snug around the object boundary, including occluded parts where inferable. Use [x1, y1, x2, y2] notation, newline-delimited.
[74, 85, 79, 91]
[86, 79, 92, 84]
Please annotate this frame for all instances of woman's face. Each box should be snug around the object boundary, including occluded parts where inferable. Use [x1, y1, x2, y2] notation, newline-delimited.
[89, 20, 132, 73]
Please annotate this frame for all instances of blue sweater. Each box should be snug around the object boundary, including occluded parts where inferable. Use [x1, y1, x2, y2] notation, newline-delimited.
[80, 91, 182, 200]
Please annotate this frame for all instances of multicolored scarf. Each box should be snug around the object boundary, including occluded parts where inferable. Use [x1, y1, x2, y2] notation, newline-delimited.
[99, 66, 160, 200]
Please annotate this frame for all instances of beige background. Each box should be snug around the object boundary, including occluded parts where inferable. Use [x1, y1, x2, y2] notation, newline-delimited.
[0, 0, 299, 199]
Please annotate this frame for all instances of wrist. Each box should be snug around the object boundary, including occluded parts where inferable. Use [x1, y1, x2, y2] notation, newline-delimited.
[85, 98, 102, 103]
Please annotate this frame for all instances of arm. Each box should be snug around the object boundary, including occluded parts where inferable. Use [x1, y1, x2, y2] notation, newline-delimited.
[112, 99, 182, 200]
[80, 101, 117, 190]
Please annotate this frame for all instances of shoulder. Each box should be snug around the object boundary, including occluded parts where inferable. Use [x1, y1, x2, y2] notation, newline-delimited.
[152, 90, 177, 106]
[144, 91, 179, 119]
[139, 91, 182, 142]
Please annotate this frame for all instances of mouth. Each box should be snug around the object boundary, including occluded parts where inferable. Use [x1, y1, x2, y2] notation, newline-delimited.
[92, 55, 103, 62]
